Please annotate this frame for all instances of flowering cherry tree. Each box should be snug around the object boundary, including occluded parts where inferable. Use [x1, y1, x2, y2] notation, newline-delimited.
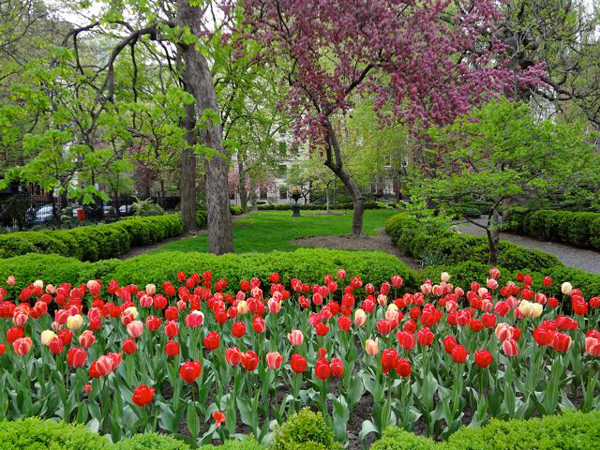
[244, 0, 543, 236]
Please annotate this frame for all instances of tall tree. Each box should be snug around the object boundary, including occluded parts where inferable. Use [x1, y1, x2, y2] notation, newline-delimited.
[245, 0, 543, 237]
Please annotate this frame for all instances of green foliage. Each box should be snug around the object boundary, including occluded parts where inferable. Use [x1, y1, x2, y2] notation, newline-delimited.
[270, 408, 342, 450]
[444, 410, 600, 450]
[199, 436, 263, 450]
[116, 432, 190, 450]
[373, 411, 600, 450]
[385, 213, 561, 271]
[104, 248, 417, 291]
[256, 202, 387, 211]
[230, 206, 244, 215]
[0, 417, 112, 450]
[371, 427, 437, 450]
[506, 209, 600, 250]
[132, 198, 166, 217]
[196, 210, 208, 228]
[0, 253, 120, 292]
[0, 215, 184, 261]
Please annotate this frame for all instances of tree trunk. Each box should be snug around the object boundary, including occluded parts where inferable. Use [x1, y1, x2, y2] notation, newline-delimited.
[180, 90, 197, 233]
[249, 178, 257, 210]
[486, 208, 503, 265]
[238, 152, 248, 213]
[178, 1, 233, 254]
[324, 117, 365, 237]
[325, 184, 330, 214]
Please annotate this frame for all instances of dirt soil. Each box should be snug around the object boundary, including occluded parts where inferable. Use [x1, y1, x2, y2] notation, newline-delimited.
[291, 228, 421, 271]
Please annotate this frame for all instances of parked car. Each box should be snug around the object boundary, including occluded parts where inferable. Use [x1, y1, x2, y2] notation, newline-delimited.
[26, 204, 55, 224]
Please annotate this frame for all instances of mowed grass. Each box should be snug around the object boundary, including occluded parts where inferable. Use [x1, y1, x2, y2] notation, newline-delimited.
[148, 209, 398, 254]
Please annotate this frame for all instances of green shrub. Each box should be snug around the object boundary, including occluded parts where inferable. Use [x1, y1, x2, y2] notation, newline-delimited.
[0, 215, 185, 261]
[199, 436, 263, 450]
[102, 248, 417, 291]
[230, 206, 244, 215]
[385, 213, 561, 272]
[0, 254, 120, 292]
[196, 210, 208, 228]
[371, 427, 437, 450]
[0, 417, 111, 450]
[117, 432, 190, 450]
[445, 410, 600, 450]
[270, 408, 342, 450]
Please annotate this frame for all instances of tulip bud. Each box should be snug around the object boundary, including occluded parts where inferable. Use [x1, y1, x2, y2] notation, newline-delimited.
[6, 276, 15, 286]
[365, 338, 379, 356]
[41, 330, 57, 346]
[354, 309, 367, 327]
[287, 330, 304, 346]
[66, 314, 84, 331]
[561, 282, 572, 295]
[440, 272, 450, 283]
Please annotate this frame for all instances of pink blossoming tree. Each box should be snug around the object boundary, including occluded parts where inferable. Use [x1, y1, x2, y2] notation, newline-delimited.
[244, 0, 543, 236]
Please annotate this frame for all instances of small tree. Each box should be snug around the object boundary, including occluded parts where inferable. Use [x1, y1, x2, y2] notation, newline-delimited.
[422, 99, 599, 264]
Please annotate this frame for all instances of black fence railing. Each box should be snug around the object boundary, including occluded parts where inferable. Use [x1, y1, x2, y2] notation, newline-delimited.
[0, 194, 181, 233]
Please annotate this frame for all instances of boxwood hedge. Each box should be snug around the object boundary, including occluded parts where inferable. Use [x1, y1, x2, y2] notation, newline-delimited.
[0, 248, 417, 294]
[385, 213, 562, 272]
[504, 209, 600, 250]
[0, 214, 192, 262]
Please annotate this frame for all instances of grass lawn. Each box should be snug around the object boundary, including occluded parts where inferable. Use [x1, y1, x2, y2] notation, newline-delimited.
[148, 209, 398, 254]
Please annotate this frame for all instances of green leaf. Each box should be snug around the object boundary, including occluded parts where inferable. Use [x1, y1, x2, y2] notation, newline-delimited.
[187, 402, 200, 438]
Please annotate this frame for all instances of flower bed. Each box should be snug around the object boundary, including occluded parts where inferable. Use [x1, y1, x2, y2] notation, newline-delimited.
[0, 267, 598, 447]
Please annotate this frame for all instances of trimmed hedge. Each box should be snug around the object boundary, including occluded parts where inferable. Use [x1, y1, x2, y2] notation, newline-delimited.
[115, 432, 190, 450]
[0, 248, 417, 294]
[0, 215, 186, 262]
[385, 213, 562, 272]
[257, 201, 386, 211]
[199, 436, 263, 449]
[372, 410, 600, 450]
[0, 417, 112, 450]
[102, 248, 418, 290]
[504, 209, 600, 250]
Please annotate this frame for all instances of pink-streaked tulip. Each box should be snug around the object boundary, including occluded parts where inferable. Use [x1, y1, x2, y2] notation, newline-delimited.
[495, 323, 512, 341]
[185, 311, 204, 329]
[12, 337, 32, 356]
[354, 309, 367, 327]
[79, 330, 96, 348]
[266, 351, 283, 370]
[288, 330, 304, 346]
[127, 320, 144, 338]
[502, 339, 519, 357]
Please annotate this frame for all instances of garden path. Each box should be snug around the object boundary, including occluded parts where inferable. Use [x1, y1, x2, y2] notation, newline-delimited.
[457, 218, 600, 274]
[291, 228, 421, 271]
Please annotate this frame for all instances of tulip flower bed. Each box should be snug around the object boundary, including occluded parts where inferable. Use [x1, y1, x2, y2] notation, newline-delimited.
[0, 268, 599, 448]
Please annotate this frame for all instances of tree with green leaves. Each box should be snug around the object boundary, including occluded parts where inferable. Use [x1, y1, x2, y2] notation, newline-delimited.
[421, 99, 599, 264]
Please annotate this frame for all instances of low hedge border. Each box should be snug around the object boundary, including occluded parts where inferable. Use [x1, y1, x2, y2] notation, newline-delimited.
[257, 201, 387, 211]
[504, 208, 600, 250]
[0, 248, 418, 294]
[372, 410, 600, 450]
[0, 212, 218, 262]
[385, 213, 562, 272]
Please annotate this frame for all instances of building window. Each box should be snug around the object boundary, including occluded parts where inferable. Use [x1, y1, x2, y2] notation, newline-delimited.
[260, 187, 268, 199]
[279, 187, 287, 200]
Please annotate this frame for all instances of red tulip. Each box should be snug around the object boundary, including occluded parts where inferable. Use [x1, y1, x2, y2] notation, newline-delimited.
[146, 315, 163, 331]
[443, 336, 458, 354]
[165, 340, 180, 359]
[417, 328, 434, 345]
[180, 361, 202, 383]
[451, 345, 468, 364]
[212, 411, 225, 427]
[481, 313, 496, 328]
[315, 323, 329, 337]
[395, 358, 411, 377]
[48, 337, 64, 355]
[290, 354, 307, 373]
[381, 348, 398, 374]
[315, 357, 331, 379]
[376, 319, 393, 335]
[122, 338, 136, 355]
[474, 349, 493, 368]
[6, 327, 24, 344]
[132, 385, 155, 406]
[58, 329, 73, 345]
[164, 321, 179, 338]
[232, 321, 247, 338]
[397, 331, 416, 350]
[0, 343, 5, 355]
[551, 333, 571, 352]
[253, 316, 266, 334]
[203, 332, 220, 351]
[242, 350, 259, 371]
[225, 347, 244, 366]
[78, 330, 96, 348]
[67, 347, 88, 368]
[331, 358, 343, 377]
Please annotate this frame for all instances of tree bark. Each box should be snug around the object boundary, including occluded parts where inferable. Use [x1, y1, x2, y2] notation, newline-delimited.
[238, 151, 248, 213]
[180, 95, 197, 232]
[177, 1, 233, 254]
[325, 184, 330, 214]
[324, 117, 365, 237]
[486, 208, 503, 265]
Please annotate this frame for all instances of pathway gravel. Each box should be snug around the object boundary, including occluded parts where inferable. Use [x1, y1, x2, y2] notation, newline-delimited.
[456, 219, 600, 274]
